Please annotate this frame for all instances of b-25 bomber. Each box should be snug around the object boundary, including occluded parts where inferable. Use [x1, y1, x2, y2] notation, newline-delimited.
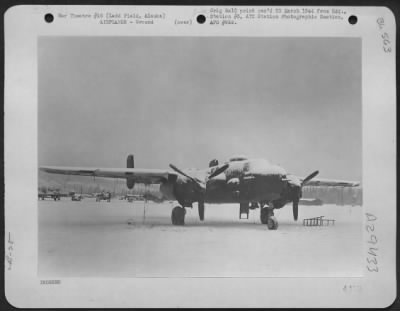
[40, 154, 359, 230]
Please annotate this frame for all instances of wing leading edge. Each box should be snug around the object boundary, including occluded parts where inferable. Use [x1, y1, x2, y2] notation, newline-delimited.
[302, 178, 360, 187]
[40, 166, 178, 184]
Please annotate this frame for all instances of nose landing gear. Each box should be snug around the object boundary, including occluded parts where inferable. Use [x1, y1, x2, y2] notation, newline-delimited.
[260, 203, 278, 230]
[267, 216, 278, 230]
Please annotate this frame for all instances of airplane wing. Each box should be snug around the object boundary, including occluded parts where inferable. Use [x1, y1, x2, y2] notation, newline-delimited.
[302, 178, 360, 187]
[40, 166, 178, 184]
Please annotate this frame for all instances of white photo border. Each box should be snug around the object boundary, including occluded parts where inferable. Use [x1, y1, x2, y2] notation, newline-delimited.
[4, 5, 396, 308]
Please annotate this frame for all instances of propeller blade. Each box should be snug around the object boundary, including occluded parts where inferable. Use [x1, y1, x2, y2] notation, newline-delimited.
[209, 163, 229, 179]
[301, 170, 319, 186]
[293, 199, 299, 221]
[169, 164, 192, 180]
[198, 201, 205, 221]
[169, 164, 205, 191]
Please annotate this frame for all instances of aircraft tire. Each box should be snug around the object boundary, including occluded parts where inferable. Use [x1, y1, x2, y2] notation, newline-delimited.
[171, 206, 186, 226]
[267, 216, 278, 230]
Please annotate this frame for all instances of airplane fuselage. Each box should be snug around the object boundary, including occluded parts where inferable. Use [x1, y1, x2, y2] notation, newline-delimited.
[161, 157, 292, 208]
[205, 173, 286, 204]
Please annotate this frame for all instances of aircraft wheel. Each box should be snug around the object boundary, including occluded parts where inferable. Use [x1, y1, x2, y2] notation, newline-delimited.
[171, 206, 186, 226]
[267, 216, 279, 230]
[260, 207, 274, 224]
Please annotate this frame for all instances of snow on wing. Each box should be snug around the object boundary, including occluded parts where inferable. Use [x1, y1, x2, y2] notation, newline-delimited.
[303, 178, 360, 187]
[39, 166, 177, 184]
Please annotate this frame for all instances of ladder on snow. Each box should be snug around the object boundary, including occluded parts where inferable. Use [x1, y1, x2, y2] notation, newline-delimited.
[303, 216, 335, 226]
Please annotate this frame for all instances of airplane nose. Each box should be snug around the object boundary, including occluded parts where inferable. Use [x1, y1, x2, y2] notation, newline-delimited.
[259, 168, 287, 194]
[269, 165, 287, 176]
[248, 165, 287, 180]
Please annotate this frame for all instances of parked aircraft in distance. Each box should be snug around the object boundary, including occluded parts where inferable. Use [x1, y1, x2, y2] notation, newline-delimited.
[71, 193, 83, 201]
[38, 191, 61, 201]
[38, 188, 61, 201]
[125, 193, 144, 202]
[95, 191, 112, 202]
[40, 154, 360, 229]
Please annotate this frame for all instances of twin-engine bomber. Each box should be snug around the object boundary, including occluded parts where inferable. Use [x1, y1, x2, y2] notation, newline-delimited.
[40, 155, 360, 230]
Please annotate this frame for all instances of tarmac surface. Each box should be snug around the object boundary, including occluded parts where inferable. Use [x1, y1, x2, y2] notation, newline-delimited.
[38, 198, 363, 277]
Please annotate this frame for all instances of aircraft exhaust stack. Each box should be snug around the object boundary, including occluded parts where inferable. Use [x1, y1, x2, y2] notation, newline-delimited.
[126, 154, 135, 189]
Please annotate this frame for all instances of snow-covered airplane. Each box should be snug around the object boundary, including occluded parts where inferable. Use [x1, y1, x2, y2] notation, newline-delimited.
[40, 154, 360, 229]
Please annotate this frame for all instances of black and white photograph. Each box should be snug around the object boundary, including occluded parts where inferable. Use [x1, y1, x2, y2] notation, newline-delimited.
[4, 5, 396, 308]
[37, 36, 363, 277]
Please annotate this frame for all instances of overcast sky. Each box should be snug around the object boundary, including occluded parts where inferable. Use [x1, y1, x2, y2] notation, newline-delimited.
[38, 37, 361, 180]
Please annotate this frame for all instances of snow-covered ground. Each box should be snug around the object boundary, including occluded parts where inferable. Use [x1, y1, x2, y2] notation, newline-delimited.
[38, 199, 363, 277]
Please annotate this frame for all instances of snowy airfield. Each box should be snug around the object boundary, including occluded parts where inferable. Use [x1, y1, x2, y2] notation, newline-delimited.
[38, 198, 363, 278]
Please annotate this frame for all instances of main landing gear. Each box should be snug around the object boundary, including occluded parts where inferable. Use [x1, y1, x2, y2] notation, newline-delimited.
[260, 203, 278, 230]
[171, 206, 186, 225]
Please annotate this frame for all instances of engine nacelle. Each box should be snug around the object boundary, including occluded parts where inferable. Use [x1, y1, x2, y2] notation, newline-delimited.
[173, 176, 203, 207]
[127, 179, 135, 189]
